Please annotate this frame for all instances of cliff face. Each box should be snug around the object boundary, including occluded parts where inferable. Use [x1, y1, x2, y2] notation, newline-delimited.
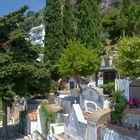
[99, 0, 120, 10]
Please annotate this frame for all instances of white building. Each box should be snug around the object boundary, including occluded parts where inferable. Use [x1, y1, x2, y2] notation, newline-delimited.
[29, 24, 45, 62]
[30, 24, 45, 47]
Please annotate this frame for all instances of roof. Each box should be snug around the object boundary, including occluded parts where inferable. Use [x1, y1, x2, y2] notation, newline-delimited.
[27, 98, 47, 112]
[31, 24, 44, 31]
[87, 109, 111, 125]
[47, 104, 63, 113]
[28, 111, 37, 121]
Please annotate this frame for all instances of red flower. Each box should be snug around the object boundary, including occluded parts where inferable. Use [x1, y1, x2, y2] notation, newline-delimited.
[129, 97, 139, 108]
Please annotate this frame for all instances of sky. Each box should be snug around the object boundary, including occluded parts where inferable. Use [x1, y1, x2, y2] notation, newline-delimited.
[0, 0, 45, 16]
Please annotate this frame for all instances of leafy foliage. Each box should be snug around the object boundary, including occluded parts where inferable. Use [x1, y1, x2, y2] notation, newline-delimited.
[0, 5, 28, 50]
[109, 91, 128, 124]
[58, 40, 100, 90]
[114, 37, 140, 79]
[101, 0, 140, 44]
[19, 10, 44, 32]
[76, 0, 102, 50]
[0, 7, 28, 138]
[101, 9, 121, 43]
[100, 82, 115, 92]
[0, 7, 50, 138]
[0, 6, 28, 105]
[44, 0, 102, 82]
[63, 0, 76, 41]
[8, 29, 50, 97]
[40, 102, 56, 134]
[44, 0, 65, 65]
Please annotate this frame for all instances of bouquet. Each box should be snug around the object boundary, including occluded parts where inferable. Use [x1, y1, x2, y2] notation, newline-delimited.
[129, 97, 139, 108]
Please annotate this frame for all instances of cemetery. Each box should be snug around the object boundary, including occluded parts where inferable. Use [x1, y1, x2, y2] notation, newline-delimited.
[46, 77, 140, 140]
[0, 0, 140, 140]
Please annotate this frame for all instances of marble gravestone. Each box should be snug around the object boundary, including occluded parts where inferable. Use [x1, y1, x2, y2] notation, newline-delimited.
[129, 80, 140, 100]
[80, 87, 108, 112]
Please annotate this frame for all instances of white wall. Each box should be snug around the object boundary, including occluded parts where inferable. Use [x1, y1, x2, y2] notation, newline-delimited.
[50, 123, 64, 135]
[27, 117, 38, 135]
[115, 79, 131, 100]
[87, 123, 99, 140]
[37, 105, 46, 137]
[30, 24, 45, 47]
[30, 121, 38, 134]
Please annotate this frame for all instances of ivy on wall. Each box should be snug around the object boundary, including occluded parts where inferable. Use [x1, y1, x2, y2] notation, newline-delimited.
[40, 102, 56, 134]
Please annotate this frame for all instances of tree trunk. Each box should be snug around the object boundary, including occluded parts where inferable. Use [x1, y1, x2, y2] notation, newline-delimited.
[95, 72, 98, 87]
[2, 101, 8, 140]
[76, 75, 82, 94]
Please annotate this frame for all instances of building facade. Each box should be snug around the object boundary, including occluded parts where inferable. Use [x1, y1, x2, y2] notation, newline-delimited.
[30, 24, 45, 47]
[29, 24, 45, 62]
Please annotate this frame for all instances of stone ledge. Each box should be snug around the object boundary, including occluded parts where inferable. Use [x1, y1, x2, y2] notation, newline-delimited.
[127, 109, 140, 115]
[87, 109, 111, 125]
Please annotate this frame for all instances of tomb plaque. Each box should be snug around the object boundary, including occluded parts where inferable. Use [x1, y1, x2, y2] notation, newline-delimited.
[130, 81, 140, 99]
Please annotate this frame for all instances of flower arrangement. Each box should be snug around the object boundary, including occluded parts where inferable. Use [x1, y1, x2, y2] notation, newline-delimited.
[129, 97, 139, 108]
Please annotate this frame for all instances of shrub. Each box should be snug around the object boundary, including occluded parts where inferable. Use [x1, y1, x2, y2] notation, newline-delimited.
[40, 102, 56, 134]
[100, 82, 115, 95]
[109, 91, 128, 124]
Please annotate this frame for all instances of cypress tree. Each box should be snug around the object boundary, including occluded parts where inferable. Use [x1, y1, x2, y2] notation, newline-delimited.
[63, 0, 76, 41]
[76, 0, 102, 49]
[44, 0, 64, 65]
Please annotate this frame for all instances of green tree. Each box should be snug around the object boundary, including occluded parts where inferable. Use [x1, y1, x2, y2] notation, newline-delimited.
[114, 37, 140, 79]
[101, 9, 121, 43]
[19, 10, 44, 32]
[76, 0, 102, 50]
[0, 8, 50, 139]
[63, 0, 76, 41]
[102, 0, 140, 44]
[44, 0, 65, 65]
[58, 40, 100, 92]
[0, 7, 28, 139]
[0, 6, 28, 49]
[44, 0, 65, 89]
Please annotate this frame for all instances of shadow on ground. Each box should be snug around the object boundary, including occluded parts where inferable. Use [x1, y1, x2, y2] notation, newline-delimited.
[0, 124, 25, 140]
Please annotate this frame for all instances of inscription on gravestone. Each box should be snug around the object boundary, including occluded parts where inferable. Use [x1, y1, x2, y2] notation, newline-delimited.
[130, 80, 140, 99]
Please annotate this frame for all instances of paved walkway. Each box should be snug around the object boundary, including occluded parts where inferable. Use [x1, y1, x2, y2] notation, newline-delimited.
[0, 124, 27, 140]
